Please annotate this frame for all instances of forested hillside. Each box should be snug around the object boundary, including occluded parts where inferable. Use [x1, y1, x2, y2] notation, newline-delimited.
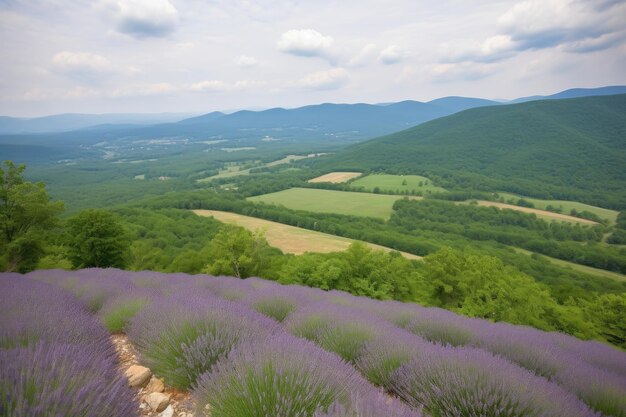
[320, 94, 626, 208]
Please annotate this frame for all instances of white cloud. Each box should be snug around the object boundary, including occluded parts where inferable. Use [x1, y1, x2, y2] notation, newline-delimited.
[187, 80, 261, 92]
[379, 45, 409, 65]
[52, 51, 113, 72]
[51, 51, 139, 84]
[236, 55, 258, 68]
[295, 68, 349, 90]
[277, 29, 334, 58]
[109, 82, 176, 97]
[444, 35, 516, 63]
[347, 43, 378, 67]
[99, 0, 179, 39]
[189, 80, 229, 92]
[429, 62, 494, 83]
[443, 0, 626, 63]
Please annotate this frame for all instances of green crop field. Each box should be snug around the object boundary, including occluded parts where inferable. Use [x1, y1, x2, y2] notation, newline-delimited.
[351, 174, 447, 194]
[247, 187, 412, 219]
[497, 192, 619, 224]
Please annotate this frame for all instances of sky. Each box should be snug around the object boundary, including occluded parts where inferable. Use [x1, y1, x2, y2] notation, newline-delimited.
[1, 0, 625, 117]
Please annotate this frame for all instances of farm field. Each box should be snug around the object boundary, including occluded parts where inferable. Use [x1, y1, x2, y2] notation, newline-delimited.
[470, 200, 599, 225]
[308, 171, 362, 183]
[247, 187, 413, 219]
[496, 192, 619, 224]
[193, 209, 422, 259]
[351, 174, 447, 194]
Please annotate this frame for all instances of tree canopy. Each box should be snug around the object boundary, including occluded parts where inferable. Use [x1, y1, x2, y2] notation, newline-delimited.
[0, 160, 64, 272]
[66, 209, 130, 269]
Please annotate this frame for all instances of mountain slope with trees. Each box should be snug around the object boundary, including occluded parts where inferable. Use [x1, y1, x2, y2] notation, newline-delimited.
[319, 94, 626, 208]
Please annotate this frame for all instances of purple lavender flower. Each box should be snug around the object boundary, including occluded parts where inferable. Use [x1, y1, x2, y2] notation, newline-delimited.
[0, 341, 138, 417]
[316, 391, 423, 417]
[0, 275, 114, 357]
[392, 345, 598, 417]
[355, 328, 433, 389]
[285, 302, 392, 363]
[127, 293, 280, 389]
[193, 333, 371, 417]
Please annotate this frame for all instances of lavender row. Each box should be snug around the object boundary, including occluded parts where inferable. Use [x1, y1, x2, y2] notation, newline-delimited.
[10, 269, 626, 417]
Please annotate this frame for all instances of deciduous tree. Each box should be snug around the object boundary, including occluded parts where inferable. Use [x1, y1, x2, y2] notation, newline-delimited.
[0, 161, 64, 272]
[67, 209, 130, 268]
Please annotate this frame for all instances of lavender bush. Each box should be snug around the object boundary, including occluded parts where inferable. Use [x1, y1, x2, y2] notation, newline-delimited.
[99, 292, 151, 333]
[247, 285, 314, 322]
[0, 275, 114, 357]
[392, 346, 597, 417]
[554, 361, 626, 417]
[317, 391, 422, 417]
[355, 329, 432, 389]
[203, 275, 256, 301]
[127, 294, 280, 389]
[193, 333, 369, 417]
[0, 341, 138, 417]
[286, 303, 389, 362]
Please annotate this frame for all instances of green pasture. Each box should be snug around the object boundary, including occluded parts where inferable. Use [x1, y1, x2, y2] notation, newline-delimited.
[350, 174, 447, 194]
[247, 188, 411, 219]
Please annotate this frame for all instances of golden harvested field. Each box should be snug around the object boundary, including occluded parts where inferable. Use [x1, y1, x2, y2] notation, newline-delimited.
[193, 209, 422, 260]
[474, 201, 598, 225]
[308, 172, 362, 183]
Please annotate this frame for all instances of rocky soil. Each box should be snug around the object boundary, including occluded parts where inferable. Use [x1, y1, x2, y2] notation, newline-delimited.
[112, 334, 198, 417]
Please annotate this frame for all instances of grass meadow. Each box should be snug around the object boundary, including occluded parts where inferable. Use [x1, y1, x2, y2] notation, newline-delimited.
[351, 174, 447, 194]
[247, 187, 413, 219]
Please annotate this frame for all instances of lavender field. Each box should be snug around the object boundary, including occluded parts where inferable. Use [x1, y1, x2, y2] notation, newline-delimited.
[1, 269, 625, 417]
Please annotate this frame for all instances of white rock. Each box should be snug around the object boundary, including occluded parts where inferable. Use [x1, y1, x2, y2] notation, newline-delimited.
[125, 365, 152, 388]
[145, 392, 171, 412]
[146, 376, 165, 393]
[159, 405, 174, 417]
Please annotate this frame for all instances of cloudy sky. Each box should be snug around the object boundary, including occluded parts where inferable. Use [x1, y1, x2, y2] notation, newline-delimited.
[1, 0, 625, 116]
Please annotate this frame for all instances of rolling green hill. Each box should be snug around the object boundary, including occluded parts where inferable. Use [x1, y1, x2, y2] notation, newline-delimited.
[319, 94, 626, 208]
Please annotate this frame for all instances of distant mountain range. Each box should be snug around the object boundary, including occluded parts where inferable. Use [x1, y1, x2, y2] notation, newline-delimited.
[510, 85, 626, 103]
[0, 113, 198, 135]
[1, 86, 623, 136]
[318, 94, 626, 208]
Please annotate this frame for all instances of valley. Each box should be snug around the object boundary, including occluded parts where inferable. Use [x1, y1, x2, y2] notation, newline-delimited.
[3, 1, 626, 415]
[2, 88, 625, 417]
